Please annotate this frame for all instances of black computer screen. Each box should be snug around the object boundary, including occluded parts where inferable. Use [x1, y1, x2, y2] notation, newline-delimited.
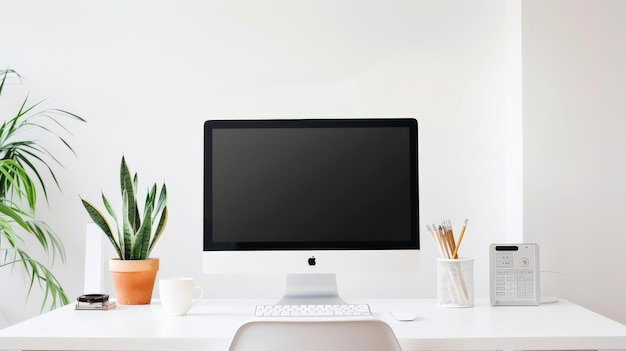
[204, 118, 419, 251]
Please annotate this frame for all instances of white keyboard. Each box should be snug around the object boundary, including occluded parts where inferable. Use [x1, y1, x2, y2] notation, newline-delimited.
[255, 304, 372, 317]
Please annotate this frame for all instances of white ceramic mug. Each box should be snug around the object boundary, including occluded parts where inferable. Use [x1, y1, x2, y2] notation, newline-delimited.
[159, 277, 204, 316]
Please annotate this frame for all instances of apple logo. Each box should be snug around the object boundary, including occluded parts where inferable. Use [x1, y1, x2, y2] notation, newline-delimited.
[308, 256, 316, 266]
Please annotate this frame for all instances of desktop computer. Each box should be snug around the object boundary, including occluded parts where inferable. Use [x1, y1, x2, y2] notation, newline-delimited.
[202, 118, 420, 313]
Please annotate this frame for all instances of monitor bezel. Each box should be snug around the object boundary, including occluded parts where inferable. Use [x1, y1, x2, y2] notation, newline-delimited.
[203, 118, 419, 252]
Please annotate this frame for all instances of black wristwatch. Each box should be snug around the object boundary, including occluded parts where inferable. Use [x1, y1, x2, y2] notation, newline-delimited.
[77, 294, 109, 304]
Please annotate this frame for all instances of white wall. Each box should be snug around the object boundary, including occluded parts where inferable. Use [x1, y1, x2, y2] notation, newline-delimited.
[523, 0, 626, 324]
[0, 0, 518, 325]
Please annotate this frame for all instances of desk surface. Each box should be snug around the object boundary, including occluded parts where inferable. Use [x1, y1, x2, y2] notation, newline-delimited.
[1, 298, 626, 351]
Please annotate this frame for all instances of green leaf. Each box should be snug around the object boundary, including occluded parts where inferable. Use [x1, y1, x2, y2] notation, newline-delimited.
[81, 199, 123, 260]
[148, 205, 168, 256]
[0, 159, 37, 207]
[120, 156, 139, 232]
[121, 190, 133, 260]
[0, 248, 70, 311]
[154, 184, 167, 219]
[0, 201, 33, 231]
[102, 193, 123, 257]
[132, 204, 153, 259]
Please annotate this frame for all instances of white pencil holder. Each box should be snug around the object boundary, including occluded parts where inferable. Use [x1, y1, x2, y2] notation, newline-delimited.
[437, 257, 474, 308]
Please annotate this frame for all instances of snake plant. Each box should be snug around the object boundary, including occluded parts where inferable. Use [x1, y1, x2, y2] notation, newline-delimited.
[0, 68, 85, 310]
[81, 156, 168, 260]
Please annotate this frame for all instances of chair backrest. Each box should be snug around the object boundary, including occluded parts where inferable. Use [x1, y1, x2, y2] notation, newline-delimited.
[228, 319, 402, 351]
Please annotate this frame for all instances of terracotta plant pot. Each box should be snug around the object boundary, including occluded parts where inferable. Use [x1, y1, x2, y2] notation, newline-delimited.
[109, 258, 159, 305]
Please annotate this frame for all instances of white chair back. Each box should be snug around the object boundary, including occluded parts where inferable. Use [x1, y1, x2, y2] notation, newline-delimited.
[228, 319, 402, 351]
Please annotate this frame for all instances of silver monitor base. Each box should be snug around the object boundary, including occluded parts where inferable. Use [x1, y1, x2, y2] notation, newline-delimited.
[276, 273, 347, 305]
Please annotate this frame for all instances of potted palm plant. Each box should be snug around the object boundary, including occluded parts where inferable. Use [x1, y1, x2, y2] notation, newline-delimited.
[81, 156, 168, 305]
[0, 68, 84, 311]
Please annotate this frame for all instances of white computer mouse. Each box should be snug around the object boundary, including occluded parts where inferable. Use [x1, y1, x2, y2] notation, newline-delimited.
[389, 310, 418, 322]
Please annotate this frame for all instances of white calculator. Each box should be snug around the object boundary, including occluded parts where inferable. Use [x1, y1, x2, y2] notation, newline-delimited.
[489, 243, 540, 306]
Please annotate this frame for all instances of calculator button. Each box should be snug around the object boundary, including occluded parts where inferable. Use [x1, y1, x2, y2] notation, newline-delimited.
[519, 257, 530, 267]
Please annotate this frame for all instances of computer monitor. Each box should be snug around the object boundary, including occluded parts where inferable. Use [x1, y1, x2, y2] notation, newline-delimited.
[203, 118, 419, 304]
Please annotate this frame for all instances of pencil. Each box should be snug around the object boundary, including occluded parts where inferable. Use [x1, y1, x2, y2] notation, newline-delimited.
[445, 219, 456, 256]
[452, 218, 468, 259]
[428, 225, 446, 258]
[438, 225, 450, 258]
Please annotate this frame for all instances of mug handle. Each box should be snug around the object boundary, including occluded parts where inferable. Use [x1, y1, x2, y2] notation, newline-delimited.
[191, 285, 205, 307]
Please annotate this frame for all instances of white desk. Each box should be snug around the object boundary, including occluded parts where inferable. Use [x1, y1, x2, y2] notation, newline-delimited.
[1, 298, 626, 351]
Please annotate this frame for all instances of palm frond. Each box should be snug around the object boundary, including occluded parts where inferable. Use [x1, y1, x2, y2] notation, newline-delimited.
[0, 248, 69, 310]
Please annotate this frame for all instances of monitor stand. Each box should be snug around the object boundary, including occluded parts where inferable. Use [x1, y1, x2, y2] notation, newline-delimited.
[276, 273, 347, 305]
